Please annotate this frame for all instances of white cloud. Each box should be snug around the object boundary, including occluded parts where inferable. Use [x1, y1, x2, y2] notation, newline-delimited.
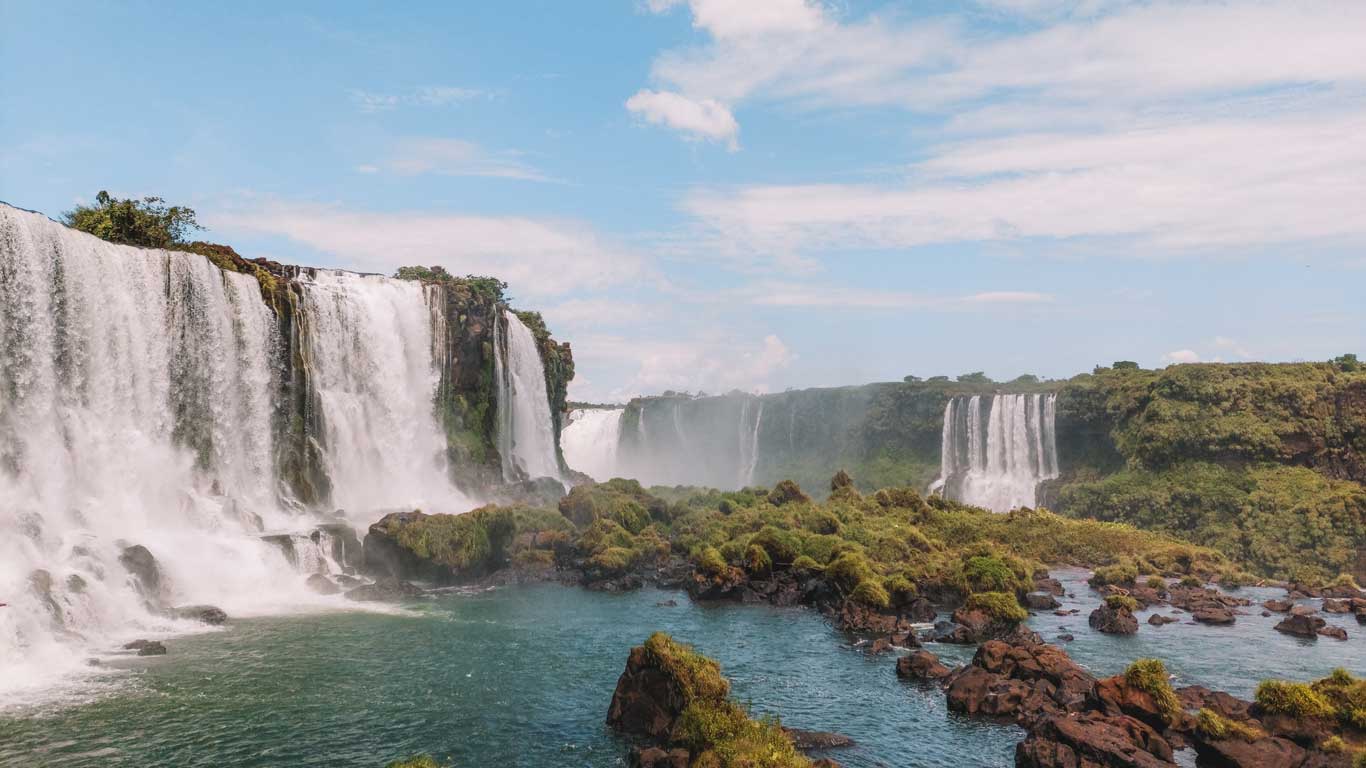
[543, 298, 657, 327]
[1164, 349, 1201, 364]
[647, 0, 825, 40]
[349, 85, 484, 112]
[363, 138, 551, 181]
[741, 282, 1053, 309]
[626, 90, 739, 149]
[681, 111, 1366, 254]
[211, 202, 642, 298]
[573, 331, 795, 399]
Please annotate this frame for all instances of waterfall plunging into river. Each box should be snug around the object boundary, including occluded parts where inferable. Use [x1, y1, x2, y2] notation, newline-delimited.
[931, 393, 1059, 512]
[0, 204, 474, 706]
[494, 309, 562, 483]
[560, 408, 624, 481]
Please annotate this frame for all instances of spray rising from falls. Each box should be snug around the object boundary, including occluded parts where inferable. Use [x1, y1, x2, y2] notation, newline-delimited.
[0, 205, 471, 706]
[494, 309, 561, 483]
[931, 393, 1059, 512]
[560, 408, 624, 482]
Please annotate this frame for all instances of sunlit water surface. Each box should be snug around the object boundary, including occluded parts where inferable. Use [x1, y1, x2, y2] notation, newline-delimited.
[3, 571, 1361, 768]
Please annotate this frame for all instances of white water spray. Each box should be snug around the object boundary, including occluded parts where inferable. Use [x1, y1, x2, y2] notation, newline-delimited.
[560, 408, 624, 481]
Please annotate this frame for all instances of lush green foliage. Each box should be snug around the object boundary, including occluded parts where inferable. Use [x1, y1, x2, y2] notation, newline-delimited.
[394, 266, 507, 303]
[1124, 659, 1181, 724]
[387, 505, 569, 574]
[963, 591, 1027, 623]
[1255, 680, 1336, 719]
[1311, 668, 1366, 730]
[1105, 594, 1139, 613]
[63, 190, 202, 248]
[1196, 709, 1263, 742]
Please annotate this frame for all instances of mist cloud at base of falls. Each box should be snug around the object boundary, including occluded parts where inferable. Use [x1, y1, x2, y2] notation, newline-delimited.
[0, 205, 475, 707]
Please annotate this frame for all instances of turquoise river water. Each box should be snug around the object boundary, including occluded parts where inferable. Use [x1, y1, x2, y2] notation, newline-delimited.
[2, 571, 1362, 768]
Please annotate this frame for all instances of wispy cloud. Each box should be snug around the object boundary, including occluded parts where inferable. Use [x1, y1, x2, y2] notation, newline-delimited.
[573, 330, 796, 399]
[740, 282, 1053, 310]
[211, 201, 642, 297]
[360, 138, 553, 182]
[349, 85, 485, 113]
[625, 90, 739, 149]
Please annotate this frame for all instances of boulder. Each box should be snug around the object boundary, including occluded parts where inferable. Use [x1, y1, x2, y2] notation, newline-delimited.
[1316, 625, 1348, 640]
[1147, 614, 1178, 626]
[1035, 577, 1065, 596]
[1088, 604, 1138, 635]
[119, 545, 163, 602]
[783, 728, 854, 751]
[1273, 612, 1326, 638]
[947, 605, 1023, 643]
[343, 578, 423, 602]
[1263, 598, 1293, 613]
[1192, 604, 1236, 625]
[1095, 674, 1171, 731]
[1189, 733, 1305, 768]
[1026, 591, 1061, 611]
[896, 650, 951, 681]
[630, 747, 689, 768]
[929, 620, 974, 644]
[169, 605, 228, 625]
[907, 597, 936, 623]
[1321, 598, 1350, 613]
[945, 640, 1097, 723]
[123, 639, 167, 656]
[306, 574, 342, 595]
[1015, 712, 1176, 768]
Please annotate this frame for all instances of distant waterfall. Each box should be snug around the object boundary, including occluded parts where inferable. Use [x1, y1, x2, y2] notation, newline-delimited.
[932, 393, 1059, 512]
[494, 309, 561, 482]
[298, 271, 470, 516]
[740, 399, 764, 488]
[560, 408, 624, 481]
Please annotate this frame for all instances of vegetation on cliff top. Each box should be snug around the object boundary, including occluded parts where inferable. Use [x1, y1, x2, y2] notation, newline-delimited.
[64, 190, 203, 249]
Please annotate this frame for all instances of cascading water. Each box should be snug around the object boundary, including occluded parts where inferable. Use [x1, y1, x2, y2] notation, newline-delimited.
[298, 271, 470, 518]
[931, 393, 1059, 512]
[0, 204, 475, 707]
[494, 309, 562, 482]
[560, 408, 624, 481]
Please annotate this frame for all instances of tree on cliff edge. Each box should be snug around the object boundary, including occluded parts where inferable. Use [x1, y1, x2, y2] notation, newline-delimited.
[63, 190, 202, 249]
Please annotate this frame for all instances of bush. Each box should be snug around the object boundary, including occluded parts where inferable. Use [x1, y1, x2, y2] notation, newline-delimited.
[642, 632, 730, 704]
[1180, 575, 1203, 588]
[1312, 668, 1366, 730]
[850, 580, 891, 609]
[693, 546, 729, 578]
[964, 555, 1021, 593]
[743, 544, 772, 576]
[64, 190, 203, 249]
[884, 575, 917, 606]
[1321, 736, 1348, 754]
[767, 480, 811, 507]
[1195, 709, 1262, 742]
[1124, 659, 1181, 724]
[827, 552, 876, 592]
[1146, 576, 1167, 591]
[1089, 562, 1138, 588]
[750, 526, 799, 566]
[1255, 680, 1335, 719]
[1105, 595, 1140, 613]
[964, 591, 1027, 623]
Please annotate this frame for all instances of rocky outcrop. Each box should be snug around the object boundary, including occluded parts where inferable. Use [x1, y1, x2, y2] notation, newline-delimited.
[343, 578, 423, 602]
[1089, 603, 1139, 635]
[1273, 610, 1326, 638]
[169, 605, 227, 625]
[944, 639, 1097, 724]
[119, 544, 163, 604]
[1016, 712, 1175, 768]
[123, 639, 167, 656]
[896, 650, 952, 681]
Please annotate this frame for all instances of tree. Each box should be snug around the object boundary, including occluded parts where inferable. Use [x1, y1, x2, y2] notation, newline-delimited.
[956, 371, 993, 384]
[1332, 354, 1360, 372]
[1113, 361, 1140, 370]
[63, 191, 202, 248]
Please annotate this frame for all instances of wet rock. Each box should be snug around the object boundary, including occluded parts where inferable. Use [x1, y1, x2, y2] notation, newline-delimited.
[945, 639, 1097, 723]
[1015, 712, 1175, 768]
[1147, 614, 1178, 626]
[1189, 732, 1305, 768]
[169, 605, 228, 625]
[119, 545, 163, 602]
[655, 599, 677, 608]
[1056, 633, 1074, 642]
[930, 620, 974, 644]
[306, 573, 342, 595]
[1176, 685, 1252, 721]
[835, 600, 915, 636]
[896, 650, 951, 681]
[907, 597, 936, 623]
[946, 605, 1026, 643]
[1321, 598, 1350, 613]
[315, 523, 364, 573]
[1317, 625, 1348, 640]
[1095, 674, 1170, 731]
[1034, 577, 1065, 596]
[123, 639, 167, 656]
[1192, 604, 1236, 625]
[65, 574, 87, 593]
[27, 570, 62, 621]
[866, 637, 894, 655]
[1025, 591, 1061, 611]
[1273, 612, 1326, 638]
[1263, 598, 1293, 613]
[784, 728, 854, 751]
[344, 578, 423, 602]
[630, 746, 689, 768]
[1088, 604, 1138, 635]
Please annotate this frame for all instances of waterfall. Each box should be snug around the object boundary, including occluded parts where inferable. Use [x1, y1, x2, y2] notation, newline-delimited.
[0, 204, 474, 706]
[560, 408, 624, 481]
[298, 270, 469, 518]
[741, 399, 763, 488]
[494, 309, 561, 482]
[932, 393, 1059, 512]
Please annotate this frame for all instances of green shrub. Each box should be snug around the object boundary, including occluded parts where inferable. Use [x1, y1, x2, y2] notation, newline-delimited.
[1312, 668, 1366, 730]
[884, 575, 917, 606]
[1146, 576, 1167, 591]
[1180, 575, 1203, 588]
[64, 190, 203, 249]
[750, 526, 799, 565]
[1106, 595, 1140, 613]
[1124, 659, 1181, 724]
[827, 552, 876, 592]
[963, 555, 1020, 593]
[1255, 680, 1335, 719]
[642, 632, 730, 704]
[1195, 709, 1262, 742]
[589, 547, 636, 574]
[964, 591, 1027, 623]
[790, 555, 822, 573]
[693, 546, 729, 578]
[850, 580, 891, 609]
[1089, 562, 1138, 587]
[767, 480, 810, 507]
[743, 544, 772, 576]
[1321, 736, 1348, 754]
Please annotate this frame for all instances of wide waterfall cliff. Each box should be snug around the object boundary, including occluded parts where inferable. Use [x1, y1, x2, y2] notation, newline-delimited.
[0, 203, 572, 703]
[931, 393, 1059, 512]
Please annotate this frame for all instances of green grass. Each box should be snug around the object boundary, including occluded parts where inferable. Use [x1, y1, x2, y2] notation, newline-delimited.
[1124, 659, 1181, 724]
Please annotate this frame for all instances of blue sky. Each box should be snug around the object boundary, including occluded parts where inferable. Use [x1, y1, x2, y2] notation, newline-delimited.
[3, 0, 1363, 402]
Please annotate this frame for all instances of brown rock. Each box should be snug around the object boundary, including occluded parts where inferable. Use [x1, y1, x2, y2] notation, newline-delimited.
[606, 646, 691, 741]
[896, 650, 951, 681]
[1089, 604, 1139, 634]
[1192, 604, 1236, 625]
[1190, 734, 1305, 768]
[1148, 614, 1178, 626]
[631, 747, 689, 768]
[1026, 591, 1061, 611]
[783, 728, 854, 751]
[1274, 612, 1326, 638]
[1015, 713, 1176, 768]
[1321, 598, 1350, 613]
[1317, 625, 1348, 640]
[1263, 598, 1293, 613]
[1095, 674, 1171, 731]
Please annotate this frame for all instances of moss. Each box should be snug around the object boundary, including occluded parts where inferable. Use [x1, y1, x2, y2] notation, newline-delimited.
[767, 479, 811, 507]
[1311, 668, 1366, 730]
[750, 526, 800, 566]
[1146, 576, 1167, 591]
[642, 632, 731, 706]
[1196, 709, 1263, 742]
[850, 580, 891, 609]
[1180, 575, 1203, 588]
[1124, 659, 1181, 724]
[693, 546, 729, 578]
[1089, 562, 1139, 588]
[1255, 680, 1336, 719]
[791, 555, 821, 573]
[1105, 594, 1140, 613]
[743, 544, 772, 576]
[964, 591, 1027, 623]
[963, 555, 1022, 593]
[1322, 736, 1349, 754]
[827, 551, 876, 592]
[385, 757, 444, 768]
